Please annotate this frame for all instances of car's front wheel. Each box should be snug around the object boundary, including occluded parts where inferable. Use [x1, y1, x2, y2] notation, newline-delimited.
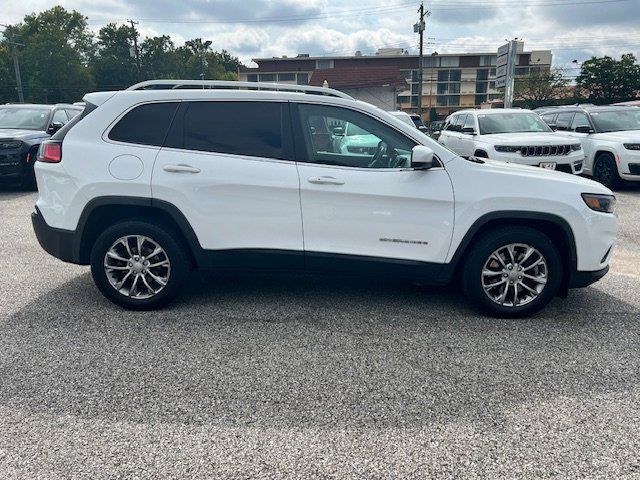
[90, 221, 190, 310]
[593, 153, 620, 189]
[462, 227, 563, 318]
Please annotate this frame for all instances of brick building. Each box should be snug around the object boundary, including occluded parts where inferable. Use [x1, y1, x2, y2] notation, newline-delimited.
[239, 46, 552, 119]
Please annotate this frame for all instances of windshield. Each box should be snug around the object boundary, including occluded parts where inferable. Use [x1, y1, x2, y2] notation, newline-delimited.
[590, 109, 640, 132]
[0, 107, 51, 130]
[345, 123, 370, 136]
[478, 112, 552, 135]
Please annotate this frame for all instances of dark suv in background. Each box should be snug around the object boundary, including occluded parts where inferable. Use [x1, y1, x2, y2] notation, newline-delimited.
[0, 103, 82, 188]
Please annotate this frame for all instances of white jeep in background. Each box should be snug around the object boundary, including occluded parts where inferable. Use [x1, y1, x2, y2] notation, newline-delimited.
[540, 105, 640, 189]
[31, 80, 617, 318]
[439, 109, 585, 174]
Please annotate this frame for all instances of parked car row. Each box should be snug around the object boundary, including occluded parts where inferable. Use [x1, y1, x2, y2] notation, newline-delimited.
[538, 105, 640, 189]
[30, 80, 617, 318]
[438, 109, 584, 174]
[0, 103, 83, 188]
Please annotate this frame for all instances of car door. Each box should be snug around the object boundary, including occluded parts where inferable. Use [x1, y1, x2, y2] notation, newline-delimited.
[438, 116, 456, 150]
[292, 102, 455, 274]
[457, 114, 477, 158]
[567, 112, 596, 170]
[152, 100, 304, 269]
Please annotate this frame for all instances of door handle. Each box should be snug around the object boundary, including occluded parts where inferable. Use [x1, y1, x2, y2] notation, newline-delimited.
[163, 164, 201, 174]
[307, 176, 344, 185]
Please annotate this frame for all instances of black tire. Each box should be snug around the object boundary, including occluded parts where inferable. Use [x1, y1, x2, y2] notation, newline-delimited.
[90, 220, 190, 310]
[593, 153, 620, 190]
[462, 226, 563, 318]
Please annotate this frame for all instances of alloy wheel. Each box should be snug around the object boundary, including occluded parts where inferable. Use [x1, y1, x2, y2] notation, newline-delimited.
[481, 243, 548, 307]
[103, 235, 171, 299]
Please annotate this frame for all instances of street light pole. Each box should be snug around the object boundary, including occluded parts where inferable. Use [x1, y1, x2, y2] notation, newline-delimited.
[201, 40, 212, 80]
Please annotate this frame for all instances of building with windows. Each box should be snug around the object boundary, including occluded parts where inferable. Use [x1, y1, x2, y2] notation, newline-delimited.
[239, 46, 552, 119]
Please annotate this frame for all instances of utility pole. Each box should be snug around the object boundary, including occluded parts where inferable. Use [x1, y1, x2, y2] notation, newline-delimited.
[128, 20, 141, 80]
[1, 24, 25, 103]
[414, 3, 429, 118]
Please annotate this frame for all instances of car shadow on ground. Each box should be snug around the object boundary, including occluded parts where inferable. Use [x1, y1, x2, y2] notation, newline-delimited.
[0, 184, 36, 200]
[1, 271, 639, 430]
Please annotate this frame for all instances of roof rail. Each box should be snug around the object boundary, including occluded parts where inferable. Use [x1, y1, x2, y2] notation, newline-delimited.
[126, 79, 353, 100]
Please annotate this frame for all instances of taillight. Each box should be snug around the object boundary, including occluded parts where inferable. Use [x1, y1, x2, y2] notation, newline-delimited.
[38, 141, 62, 163]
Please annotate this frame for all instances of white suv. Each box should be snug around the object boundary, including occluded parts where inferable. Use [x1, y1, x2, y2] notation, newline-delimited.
[540, 106, 640, 189]
[439, 109, 585, 174]
[32, 80, 617, 317]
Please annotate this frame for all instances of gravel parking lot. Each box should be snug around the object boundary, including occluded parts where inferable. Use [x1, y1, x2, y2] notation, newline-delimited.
[1, 186, 639, 479]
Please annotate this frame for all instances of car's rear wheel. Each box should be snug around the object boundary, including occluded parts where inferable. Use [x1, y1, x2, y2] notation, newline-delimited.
[462, 227, 563, 318]
[593, 153, 620, 189]
[90, 221, 190, 310]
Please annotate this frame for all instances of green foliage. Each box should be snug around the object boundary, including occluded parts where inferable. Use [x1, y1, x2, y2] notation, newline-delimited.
[1, 7, 95, 103]
[576, 54, 640, 102]
[0, 6, 241, 104]
[514, 68, 569, 108]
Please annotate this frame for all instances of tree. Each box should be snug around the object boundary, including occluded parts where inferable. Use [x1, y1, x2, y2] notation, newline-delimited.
[90, 23, 138, 89]
[514, 68, 569, 108]
[576, 53, 640, 102]
[3, 7, 95, 103]
[140, 35, 180, 79]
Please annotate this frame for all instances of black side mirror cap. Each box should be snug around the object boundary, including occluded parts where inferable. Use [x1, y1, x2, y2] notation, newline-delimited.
[574, 125, 594, 134]
[461, 127, 477, 135]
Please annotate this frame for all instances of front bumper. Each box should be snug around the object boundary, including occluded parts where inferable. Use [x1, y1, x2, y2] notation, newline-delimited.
[491, 150, 585, 174]
[31, 206, 82, 264]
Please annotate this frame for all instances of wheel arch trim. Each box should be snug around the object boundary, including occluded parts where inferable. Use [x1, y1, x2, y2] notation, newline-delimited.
[439, 210, 578, 285]
[74, 196, 203, 264]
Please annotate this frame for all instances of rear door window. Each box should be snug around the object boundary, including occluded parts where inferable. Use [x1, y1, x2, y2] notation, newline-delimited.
[109, 102, 180, 146]
[172, 101, 289, 160]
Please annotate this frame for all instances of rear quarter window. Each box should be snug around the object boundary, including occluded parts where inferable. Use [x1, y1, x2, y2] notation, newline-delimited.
[108, 102, 180, 146]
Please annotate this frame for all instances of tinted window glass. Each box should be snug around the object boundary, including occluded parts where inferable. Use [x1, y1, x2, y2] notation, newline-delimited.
[109, 102, 179, 146]
[297, 104, 416, 169]
[555, 112, 574, 130]
[571, 113, 591, 131]
[181, 101, 284, 159]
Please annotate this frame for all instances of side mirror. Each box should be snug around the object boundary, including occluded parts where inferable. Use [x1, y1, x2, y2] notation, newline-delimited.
[48, 121, 64, 134]
[411, 145, 435, 170]
[418, 126, 429, 133]
[548, 123, 558, 131]
[461, 126, 476, 135]
[332, 126, 345, 136]
[574, 125, 594, 134]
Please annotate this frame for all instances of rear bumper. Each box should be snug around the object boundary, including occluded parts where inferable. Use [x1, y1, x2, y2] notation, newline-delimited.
[31, 206, 82, 264]
[569, 266, 609, 288]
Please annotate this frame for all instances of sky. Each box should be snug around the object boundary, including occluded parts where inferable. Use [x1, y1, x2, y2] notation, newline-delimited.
[4, 0, 640, 76]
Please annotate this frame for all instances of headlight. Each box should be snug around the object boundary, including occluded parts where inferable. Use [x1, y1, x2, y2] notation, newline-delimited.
[570, 144, 582, 151]
[0, 140, 22, 149]
[495, 145, 521, 153]
[623, 143, 640, 150]
[582, 193, 616, 213]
